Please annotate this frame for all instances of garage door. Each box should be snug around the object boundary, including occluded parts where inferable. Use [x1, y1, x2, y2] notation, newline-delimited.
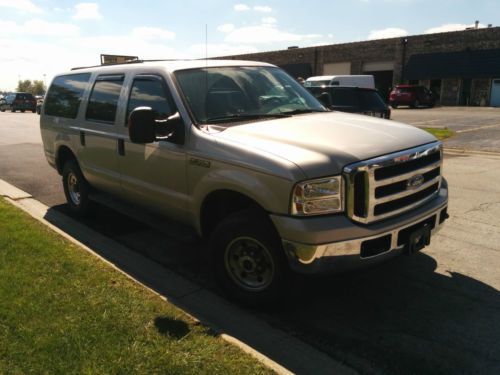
[491, 79, 500, 107]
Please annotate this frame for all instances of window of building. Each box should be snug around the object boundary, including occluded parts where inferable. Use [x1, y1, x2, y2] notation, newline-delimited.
[86, 75, 124, 123]
[44, 73, 91, 118]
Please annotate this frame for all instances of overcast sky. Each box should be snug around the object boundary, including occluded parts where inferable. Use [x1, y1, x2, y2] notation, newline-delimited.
[0, 0, 499, 90]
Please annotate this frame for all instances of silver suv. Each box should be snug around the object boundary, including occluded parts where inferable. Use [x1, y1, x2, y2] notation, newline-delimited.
[40, 60, 448, 305]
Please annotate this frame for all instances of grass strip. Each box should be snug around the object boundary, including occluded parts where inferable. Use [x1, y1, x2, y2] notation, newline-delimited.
[0, 198, 272, 374]
[424, 127, 454, 140]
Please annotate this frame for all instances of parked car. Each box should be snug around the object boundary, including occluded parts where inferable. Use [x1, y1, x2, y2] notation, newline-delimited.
[307, 86, 391, 119]
[0, 92, 37, 112]
[389, 85, 436, 108]
[304, 75, 375, 89]
[40, 60, 448, 306]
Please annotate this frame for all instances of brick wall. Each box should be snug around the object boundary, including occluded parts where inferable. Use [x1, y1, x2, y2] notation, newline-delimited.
[222, 27, 500, 105]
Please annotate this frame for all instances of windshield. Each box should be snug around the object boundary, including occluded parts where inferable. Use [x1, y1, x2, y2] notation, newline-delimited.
[175, 66, 325, 124]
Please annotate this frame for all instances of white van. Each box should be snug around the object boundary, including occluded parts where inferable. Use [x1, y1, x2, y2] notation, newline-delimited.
[304, 75, 375, 89]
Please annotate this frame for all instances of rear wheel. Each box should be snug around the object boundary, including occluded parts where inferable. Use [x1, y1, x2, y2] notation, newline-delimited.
[62, 159, 91, 216]
[210, 209, 289, 307]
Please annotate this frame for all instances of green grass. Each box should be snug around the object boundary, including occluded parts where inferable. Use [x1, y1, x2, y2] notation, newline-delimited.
[0, 198, 272, 374]
[423, 127, 454, 140]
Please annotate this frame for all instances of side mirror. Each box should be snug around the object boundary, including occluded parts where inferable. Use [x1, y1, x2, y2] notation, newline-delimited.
[128, 107, 156, 144]
[317, 92, 332, 108]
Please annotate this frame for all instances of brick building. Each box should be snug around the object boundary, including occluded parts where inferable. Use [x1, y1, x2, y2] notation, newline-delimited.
[221, 26, 500, 106]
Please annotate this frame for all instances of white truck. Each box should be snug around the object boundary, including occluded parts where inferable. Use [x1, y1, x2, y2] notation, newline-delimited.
[304, 75, 375, 89]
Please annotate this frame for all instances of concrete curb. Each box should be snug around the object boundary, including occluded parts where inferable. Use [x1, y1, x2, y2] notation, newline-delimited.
[0, 179, 356, 375]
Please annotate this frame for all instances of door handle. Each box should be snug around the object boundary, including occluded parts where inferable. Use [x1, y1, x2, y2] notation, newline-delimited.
[117, 139, 125, 156]
[79, 131, 85, 146]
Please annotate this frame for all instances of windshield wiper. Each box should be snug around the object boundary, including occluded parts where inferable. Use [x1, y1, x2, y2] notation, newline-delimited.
[279, 109, 326, 115]
[206, 113, 291, 124]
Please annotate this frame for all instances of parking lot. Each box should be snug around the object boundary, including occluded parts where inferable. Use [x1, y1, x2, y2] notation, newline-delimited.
[1, 110, 499, 374]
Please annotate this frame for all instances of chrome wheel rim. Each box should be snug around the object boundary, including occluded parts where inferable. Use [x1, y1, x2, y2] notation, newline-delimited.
[224, 237, 275, 292]
[67, 172, 81, 205]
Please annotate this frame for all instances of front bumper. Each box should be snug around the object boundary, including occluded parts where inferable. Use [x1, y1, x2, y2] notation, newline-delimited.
[271, 179, 448, 274]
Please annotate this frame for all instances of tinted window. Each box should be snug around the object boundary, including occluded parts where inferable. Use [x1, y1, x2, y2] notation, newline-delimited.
[86, 76, 124, 123]
[127, 78, 173, 122]
[358, 90, 386, 109]
[45, 74, 91, 118]
[331, 89, 359, 107]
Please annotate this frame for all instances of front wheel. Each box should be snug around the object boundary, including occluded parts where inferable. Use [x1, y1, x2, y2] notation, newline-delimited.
[62, 159, 91, 216]
[210, 209, 289, 307]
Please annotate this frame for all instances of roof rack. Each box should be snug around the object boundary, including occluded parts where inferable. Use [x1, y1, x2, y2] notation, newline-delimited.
[71, 58, 199, 71]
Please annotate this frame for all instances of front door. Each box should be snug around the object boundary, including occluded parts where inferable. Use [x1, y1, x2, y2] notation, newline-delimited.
[118, 74, 189, 221]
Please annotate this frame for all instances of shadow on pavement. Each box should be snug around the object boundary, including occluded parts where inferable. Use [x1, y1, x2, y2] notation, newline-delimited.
[42, 202, 499, 374]
[269, 252, 500, 374]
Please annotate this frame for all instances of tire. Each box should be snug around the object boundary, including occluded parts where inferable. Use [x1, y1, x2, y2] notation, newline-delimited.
[62, 159, 91, 216]
[11, 109, 15, 113]
[21, 109, 25, 113]
[210, 209, 289, 307]
[391, 102, 398, 109]
[411, 99, 420, 109]
[32, 109, 36, 113]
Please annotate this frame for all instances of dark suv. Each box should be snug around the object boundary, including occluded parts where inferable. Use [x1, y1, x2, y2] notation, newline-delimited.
[389, 85, 436, 109]
[0, 92, 37, 113]
[306, 86, 391, 119]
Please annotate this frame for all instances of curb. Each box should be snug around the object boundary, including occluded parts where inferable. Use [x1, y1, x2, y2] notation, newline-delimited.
[0, 179, 356, 375]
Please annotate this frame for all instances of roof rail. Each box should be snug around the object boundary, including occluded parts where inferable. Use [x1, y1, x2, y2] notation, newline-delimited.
[70, 58, 199, 71]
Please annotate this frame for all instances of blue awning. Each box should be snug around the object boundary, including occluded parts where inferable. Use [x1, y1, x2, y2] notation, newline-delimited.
[404, 48, 500, 80]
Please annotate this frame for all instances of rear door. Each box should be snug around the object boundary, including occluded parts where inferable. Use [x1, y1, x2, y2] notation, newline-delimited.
[77, 74, 125, 195]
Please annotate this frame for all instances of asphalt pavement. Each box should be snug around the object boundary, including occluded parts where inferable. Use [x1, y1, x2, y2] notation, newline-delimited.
[1, 111, 499, 374]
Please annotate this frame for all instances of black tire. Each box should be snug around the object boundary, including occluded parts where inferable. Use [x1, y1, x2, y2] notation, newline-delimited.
[210, 209, 289, 307]
[32, 109, 36, 113]
[62, 159, 91, 216]
[11, 108, 15, 112]
[411, 99, 420, 109]
[0, 109, 5, 112]
[391, 102, 398, 109]
[21, 109, 25, 113]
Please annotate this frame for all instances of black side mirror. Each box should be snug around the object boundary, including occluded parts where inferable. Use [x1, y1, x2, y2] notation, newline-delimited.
[317, 92, 332, 108]
[128, 107, 156, 144]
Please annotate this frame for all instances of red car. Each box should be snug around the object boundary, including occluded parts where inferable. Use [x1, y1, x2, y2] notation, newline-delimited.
[389, 85, 436, 109]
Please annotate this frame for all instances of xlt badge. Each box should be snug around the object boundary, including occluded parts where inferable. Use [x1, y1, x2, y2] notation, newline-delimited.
[189, 157, 211, 168]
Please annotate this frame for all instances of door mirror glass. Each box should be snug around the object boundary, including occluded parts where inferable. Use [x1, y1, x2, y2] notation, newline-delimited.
[128, 107, 156, 143]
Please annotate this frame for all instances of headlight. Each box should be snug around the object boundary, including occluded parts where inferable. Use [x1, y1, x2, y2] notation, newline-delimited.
[291, 176, 344, 216]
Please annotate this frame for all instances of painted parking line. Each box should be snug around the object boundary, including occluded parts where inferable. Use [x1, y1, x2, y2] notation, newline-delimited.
[456, 124, 500, 133]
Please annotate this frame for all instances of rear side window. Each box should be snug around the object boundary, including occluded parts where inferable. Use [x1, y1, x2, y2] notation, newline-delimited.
[86, 75, 124, 123]
[45, 73, 91, 118]
[359, 90, 386, 109]
[331, 89, 359, 107]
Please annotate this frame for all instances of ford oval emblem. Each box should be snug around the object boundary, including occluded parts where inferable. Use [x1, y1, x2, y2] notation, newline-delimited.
[407, 174, 424, 189]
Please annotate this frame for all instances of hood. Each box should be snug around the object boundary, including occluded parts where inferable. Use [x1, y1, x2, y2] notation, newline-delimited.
[212, 112, 436, 178]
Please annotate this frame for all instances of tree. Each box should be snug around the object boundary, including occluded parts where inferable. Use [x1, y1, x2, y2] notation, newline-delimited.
[15, 79, 47, 95]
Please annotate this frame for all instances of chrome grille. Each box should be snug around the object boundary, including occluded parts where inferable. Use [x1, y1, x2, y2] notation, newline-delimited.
[344, 142, 443, 224]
